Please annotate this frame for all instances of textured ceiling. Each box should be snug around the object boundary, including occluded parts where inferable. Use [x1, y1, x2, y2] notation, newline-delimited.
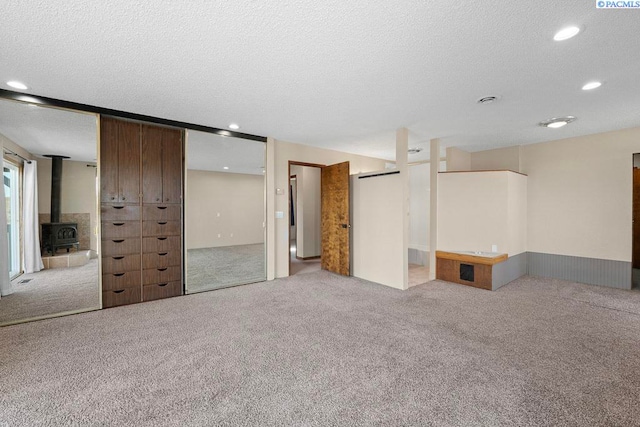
[187, 131, 265, 175]
[0, 99, 97, 162]
[1, 1, 639, 161]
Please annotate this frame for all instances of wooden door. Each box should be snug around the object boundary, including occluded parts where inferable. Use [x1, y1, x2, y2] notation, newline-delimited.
[321, 161, 350, 275]
[162, 128, 183, 203]
[100, 117, 119, 203]
[142, 124, 164, 203]
[634, 168, 640, 269]
[117, 120, 141, 203]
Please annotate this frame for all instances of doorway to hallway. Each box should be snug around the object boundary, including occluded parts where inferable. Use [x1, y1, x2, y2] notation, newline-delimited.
[289, 164, 322, 276]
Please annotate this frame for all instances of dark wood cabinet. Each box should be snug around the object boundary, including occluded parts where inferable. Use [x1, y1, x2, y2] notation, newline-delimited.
[142, 125, 183, 204]
[100, 117, 183, 308]
[100, 118, 140, 204]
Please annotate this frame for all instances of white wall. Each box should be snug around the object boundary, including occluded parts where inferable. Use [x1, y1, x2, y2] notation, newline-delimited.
[471, 146, 522, 172]
[186, 170, 264, 249]
[438, 171, 526, 256]
[522, 126, 640, 262]
[352, 172, 406, 289]
[273, 139, 386, 278]
[290, 165, 321, 258]
[446, 147, 471, 171]
[409, 163, 429, 252]
[38, 158, 98, 252]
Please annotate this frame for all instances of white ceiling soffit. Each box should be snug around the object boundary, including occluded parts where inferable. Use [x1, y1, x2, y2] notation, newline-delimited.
[0, 99, 97, 162]
[187, 130, 265, 175]
[2, 1, 639, 162]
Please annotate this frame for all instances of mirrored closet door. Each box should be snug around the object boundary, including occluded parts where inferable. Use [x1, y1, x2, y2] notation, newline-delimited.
[185, 130, 265, 293]
[0, 98, 100, 325]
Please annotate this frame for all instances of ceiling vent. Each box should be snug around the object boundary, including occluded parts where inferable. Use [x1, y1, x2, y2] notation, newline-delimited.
[408, 148, 423, 154]
[477, 96, 499, 105]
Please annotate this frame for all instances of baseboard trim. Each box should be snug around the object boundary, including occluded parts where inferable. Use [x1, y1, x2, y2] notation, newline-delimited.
[527, 252, 631, 290]
[492, 252, 527, 290]
[296, 255, 320, 260]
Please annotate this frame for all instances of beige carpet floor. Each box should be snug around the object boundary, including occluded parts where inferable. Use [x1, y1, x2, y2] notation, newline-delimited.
[186, 244, 265, 293]
[1, 272, 639, 426]
[0, 259, 100, 325]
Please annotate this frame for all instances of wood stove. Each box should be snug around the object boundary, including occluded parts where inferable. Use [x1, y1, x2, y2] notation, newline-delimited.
[40, 154, 80, 255]
[41, 222, 79, 255]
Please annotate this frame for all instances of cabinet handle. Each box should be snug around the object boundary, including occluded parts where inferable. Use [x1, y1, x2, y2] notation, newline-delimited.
[156, 198, 160, 201]
[112, 256, 124, 260]
[158, 237, 167, 241]
[158, 221, 167, 225]
[113, 206, 124, 210]
[112, 239, 124, 243]
[113, 289, 125, 294]
[113, 273, 125, 277]
[158, 283, 168, 287]
[122, 197, 126, 200]
[113, 222, 125, 226]
[158, 267, 168, 272]
[158, 252, 168, 256]
[157, 206, 167, 210]
[111, 197, 115, 200]
[165, 198, 170, 201]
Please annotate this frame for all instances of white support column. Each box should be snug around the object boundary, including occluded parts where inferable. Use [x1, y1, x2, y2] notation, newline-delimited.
[397, 128, 409, 290]
[429, 138, 440, 281]
[266, 137, 276, 280]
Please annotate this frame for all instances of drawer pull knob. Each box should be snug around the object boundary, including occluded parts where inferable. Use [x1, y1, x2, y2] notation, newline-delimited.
[113, 290, 125, 294]
[113, 222, 125, 226]
[113, 273, 125, 277]
[159, 252, 168, 256]
[157, 206, 167, 210]
[158, 221, 167, 225]
[158, 283, 168, 287]
[112, 239, 124, 243]
[158, 268, 168, 272]
[158, 237, 167, 241]
[112, 256, 124, 260]
[113, 206, 124, 209]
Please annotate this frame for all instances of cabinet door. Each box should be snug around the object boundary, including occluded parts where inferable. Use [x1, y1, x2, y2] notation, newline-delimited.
[142, 124, 164, 203]
[118, 121, 141, 203]
[162, 128, 183, 203]
[100, 117, 119, 203]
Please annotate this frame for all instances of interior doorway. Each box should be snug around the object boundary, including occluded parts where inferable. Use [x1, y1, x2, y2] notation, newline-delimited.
[633, 153, 640, 290]
[3, 159, 21, 279]
[288, 162, 323, 276]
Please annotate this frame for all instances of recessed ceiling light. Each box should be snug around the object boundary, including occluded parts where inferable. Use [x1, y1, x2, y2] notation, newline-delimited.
[582, 81, 602, 91]
[539, 116, 577, 128]
[228, 123, 240, 130]
[554, 26, 581, 41]
[223, 166, 229, 170]
[7, 80, 28, 90]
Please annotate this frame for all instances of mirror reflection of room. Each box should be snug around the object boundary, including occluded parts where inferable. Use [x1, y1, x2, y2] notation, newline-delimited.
[0, 99, 99, 325]
[185, 131, 265, 293]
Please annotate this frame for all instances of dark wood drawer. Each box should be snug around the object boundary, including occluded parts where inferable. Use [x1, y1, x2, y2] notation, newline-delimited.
[102, 254, 141, 274]
[143, 281, 182, 302]
[143, 236, 180, 253]
[102, 287, 141, 308]
[101, 204, 140, 221]
[102, 238, 141, 256]
[102, 271, 141, 291]
[143, 266, 181, 285]
[143, 251, 181, 269]
[142, 220, 181, 236]
[143, 204, 181, 221]
[101, 221, 140, 239]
